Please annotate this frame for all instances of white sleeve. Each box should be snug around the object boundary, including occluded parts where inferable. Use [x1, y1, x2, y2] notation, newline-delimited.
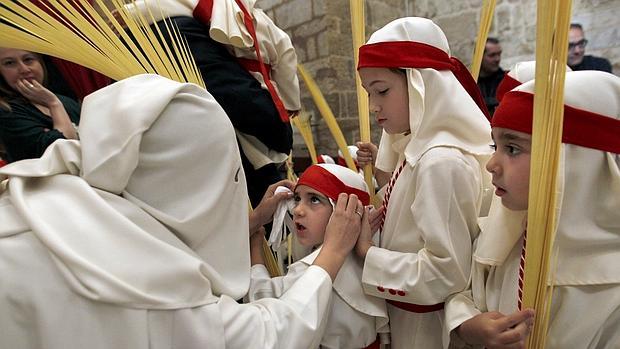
[220, 265, 333, 349]
[443, 290, 481, 349]
[247, 262, 306, 301]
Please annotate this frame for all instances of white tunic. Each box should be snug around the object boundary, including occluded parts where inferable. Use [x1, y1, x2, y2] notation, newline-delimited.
[362, 138, 485, 349]
[0, 199, 334, 349]
[249, 248, 389, 349]
[445, 235, 620, 349]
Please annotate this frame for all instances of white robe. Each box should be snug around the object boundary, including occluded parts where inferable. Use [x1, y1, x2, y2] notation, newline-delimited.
[362, 138, 485, 349]
[0, 197, 333, 349]
[248, 248, 390, 349]
[445, 235, 620, 349]
[0, 75, 335, 349]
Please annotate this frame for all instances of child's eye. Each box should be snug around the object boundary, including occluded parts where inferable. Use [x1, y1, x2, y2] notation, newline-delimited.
[489, 143, 497, 151]
[506, 145, 521, 156]
[310, 195, 323, 204]
[378, 88, 389, 95]
[293, 194, 301, 202]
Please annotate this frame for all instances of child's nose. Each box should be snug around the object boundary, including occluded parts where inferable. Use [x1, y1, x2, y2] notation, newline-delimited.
[486, 154, 500, 174]
[369, 100, 380, 113]
[292, 204, 304, 216]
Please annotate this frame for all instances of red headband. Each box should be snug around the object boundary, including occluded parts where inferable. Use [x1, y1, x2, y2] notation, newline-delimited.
[297, 166, 370, 206]
[358, 41, 490, 120]
[495, 73, 518, 102]
[493, 91, 620, 154]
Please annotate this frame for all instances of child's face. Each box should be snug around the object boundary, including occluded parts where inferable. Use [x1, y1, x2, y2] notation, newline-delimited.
[359, 67, 410, 134]
[292, 185, 333, 248]
[487, 127, 532, 211]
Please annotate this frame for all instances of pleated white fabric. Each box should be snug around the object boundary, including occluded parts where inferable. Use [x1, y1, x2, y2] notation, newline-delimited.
[0, 74, 248, 308]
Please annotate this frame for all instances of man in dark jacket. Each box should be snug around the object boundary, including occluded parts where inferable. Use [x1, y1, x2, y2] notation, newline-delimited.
[568, 23, 612, 73]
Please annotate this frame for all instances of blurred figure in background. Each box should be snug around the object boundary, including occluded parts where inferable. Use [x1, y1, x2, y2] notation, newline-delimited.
[0, 48, 79, 163]
[477, 37, 505, 116]
[567, 23, 612, 73]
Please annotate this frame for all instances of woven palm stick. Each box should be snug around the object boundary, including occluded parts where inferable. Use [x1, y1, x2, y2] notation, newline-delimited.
[291, 112, 319, 164]
[297, 64, 357, 171]
[349, 0, 375, 203]
[522, 0, 572, 347]
[0, 0, 203, 86]
[262, 237, 282, 277]
[470, 0, 497, 80]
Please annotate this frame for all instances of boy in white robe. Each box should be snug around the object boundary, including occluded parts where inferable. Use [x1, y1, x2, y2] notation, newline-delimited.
[249, 163, 390, 349]
[445, 71, 620, 348]
[0, 74, 365, 349]
[352, 17, 493, 349]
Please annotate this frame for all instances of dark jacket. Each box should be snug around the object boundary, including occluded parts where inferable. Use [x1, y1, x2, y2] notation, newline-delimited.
[569, 55, 612, 73]
[0, 94, 80, 163]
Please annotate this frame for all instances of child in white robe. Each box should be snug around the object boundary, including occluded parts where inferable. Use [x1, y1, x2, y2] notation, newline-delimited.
[445, 71, 620, 348]
[353, 17, 493, 349]
[249, 163, 390, 349]
[0, 74, 365, 349]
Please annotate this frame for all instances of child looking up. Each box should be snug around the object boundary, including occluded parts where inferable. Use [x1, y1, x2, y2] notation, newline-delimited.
[446, 71, 620, 348]
[353, 17, 493, 349]
[249, 163, 389, 349]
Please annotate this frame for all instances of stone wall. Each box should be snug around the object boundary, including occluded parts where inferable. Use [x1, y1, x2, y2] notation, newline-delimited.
[257, 0, 620, 158]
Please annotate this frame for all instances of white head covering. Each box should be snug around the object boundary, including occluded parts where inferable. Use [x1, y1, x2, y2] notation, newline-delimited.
[495, 61, 572, 102]
[317, 154, 335, 164]
[337, 145, 359, 168]
[478, 71, 620, 285]
[0, 74, 250, 308]
[268, 163, 369, 249]
[359, 17, 492, 173]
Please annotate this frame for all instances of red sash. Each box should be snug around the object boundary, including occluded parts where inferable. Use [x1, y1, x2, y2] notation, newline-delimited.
[193, 0, 289, 122]
[387, 299, 445, 313]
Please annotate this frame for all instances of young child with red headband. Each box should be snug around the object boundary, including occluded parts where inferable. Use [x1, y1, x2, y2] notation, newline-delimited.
[352, 17, 493, 349]
[249, 163, 389, 349]
[445, 71, 620, 348]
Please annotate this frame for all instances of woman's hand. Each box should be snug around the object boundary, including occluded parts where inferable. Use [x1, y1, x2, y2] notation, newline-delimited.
[15, 79, 59, 108]
[355, 205, 383, 259]
[313, 193, 363, 280]
[249, 179, 295, 233]
[15, 79, 78, 140]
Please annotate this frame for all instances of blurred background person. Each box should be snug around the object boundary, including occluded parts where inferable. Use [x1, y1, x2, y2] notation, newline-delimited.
[568, 23, 612, 73]
[0, 48, 79, 163]
[477, 37, 505, 116]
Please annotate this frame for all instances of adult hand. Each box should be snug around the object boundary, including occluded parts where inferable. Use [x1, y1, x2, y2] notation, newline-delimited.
[15, 79, 59, 108]
[456, 309, 535, 349]
[250, 179, 295, 233]
[15, 79, 78, 139]
[355, 206, 382, 259]
[313, 193, 363, 280]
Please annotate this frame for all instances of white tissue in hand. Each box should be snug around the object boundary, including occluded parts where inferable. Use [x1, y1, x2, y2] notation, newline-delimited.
[269, 186, 295, 249]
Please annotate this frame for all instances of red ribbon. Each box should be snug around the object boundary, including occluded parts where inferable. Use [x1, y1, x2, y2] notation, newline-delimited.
[297, 165, 370, 206]
[193, 0, 289, 122]
[493, 91, 620, 154]
[358, 41, 490, 120]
